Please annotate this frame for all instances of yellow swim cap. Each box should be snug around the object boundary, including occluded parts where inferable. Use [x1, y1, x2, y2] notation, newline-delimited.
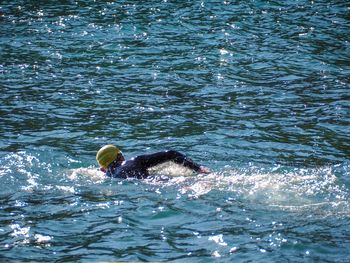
[96, 144, 121, 168]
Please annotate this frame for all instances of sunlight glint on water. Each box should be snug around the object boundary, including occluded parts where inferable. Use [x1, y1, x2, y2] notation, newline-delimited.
[0, 0, 349, 261]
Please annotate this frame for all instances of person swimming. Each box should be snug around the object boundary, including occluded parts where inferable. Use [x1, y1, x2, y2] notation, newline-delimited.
[96, 145, 210, 179]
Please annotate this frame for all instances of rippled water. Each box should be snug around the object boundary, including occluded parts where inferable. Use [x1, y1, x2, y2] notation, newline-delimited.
[1, 0, 350, 262]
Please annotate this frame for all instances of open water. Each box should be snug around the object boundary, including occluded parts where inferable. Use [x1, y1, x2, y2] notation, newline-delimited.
[0, 0, 350, 262]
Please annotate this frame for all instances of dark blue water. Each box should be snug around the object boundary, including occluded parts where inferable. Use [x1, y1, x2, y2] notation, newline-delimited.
[1, 0, 350, 262]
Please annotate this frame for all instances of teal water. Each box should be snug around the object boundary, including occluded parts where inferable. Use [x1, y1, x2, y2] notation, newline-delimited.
[1, 0, 350, 262]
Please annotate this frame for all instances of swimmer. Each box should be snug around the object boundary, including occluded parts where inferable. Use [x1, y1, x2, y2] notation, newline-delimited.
[96, 144, 210, 179]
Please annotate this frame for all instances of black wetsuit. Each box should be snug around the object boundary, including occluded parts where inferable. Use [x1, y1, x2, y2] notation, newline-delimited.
[105, 150, 201, 179]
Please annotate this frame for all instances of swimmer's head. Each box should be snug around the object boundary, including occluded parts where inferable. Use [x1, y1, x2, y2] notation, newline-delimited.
[96, 144, 123, 169]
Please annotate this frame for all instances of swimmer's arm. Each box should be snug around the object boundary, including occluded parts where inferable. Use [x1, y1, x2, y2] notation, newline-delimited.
[136, 150, 209, 173]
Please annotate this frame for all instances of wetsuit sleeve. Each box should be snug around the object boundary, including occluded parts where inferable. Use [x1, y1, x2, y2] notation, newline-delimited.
[136, 150, 202, 172]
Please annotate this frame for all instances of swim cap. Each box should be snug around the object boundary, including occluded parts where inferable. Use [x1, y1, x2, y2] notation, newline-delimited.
[96, 144, 121, 168]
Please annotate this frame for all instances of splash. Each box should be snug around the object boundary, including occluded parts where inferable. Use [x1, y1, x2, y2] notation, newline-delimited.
[66, 162, 194, 183]
[159, 165, 350, 218]
[0, 151, 94, 194]
[67, 167, 105, 182]
[148, 162, 195, 177]
[0, 151, 46, 193]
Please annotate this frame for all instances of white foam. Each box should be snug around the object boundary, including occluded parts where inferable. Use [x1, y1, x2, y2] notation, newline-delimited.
[158, 165, 350, 218]
[209, 234, 227, 246]
[148, 162, 194, 177]
[34, 234, 52, 243]
[67, 167, 105, 182]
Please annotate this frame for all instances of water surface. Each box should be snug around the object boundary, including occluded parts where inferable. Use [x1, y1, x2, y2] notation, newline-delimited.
[0, 0, 349, 262]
